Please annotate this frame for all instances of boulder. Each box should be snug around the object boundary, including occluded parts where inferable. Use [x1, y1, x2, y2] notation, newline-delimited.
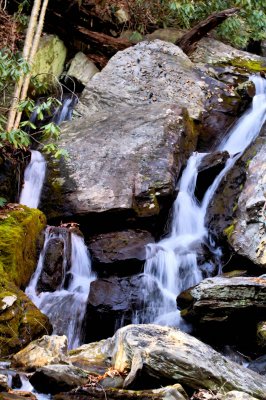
[177, 276, 266, 345]
[88, 230, 154, 276]
[191, 38, 266, 77]
[12, 335, 68, 370]
[107, 325, 266, 398]
[30, 364, 88, 394]
[257, 321, 266, 348]
[0, 205, 46, 288]
[67, 52, 99, 86]
[83, 274, 163, 342]
[0, 281, 52, 358]
[79, 40, 204, 120]
[54, 383, 188, 399]
[42, 103, 198, 225]
[31, 35, 67, 85]
[0, 375, 9, 392]
[228, 131, 266, 269]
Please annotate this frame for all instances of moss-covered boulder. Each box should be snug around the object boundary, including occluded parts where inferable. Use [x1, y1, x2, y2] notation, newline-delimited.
[0, 205, 46, 288]
[0, 205, 51, 357]
[31, 35, 67, 86]
[0, 279, 52, 358]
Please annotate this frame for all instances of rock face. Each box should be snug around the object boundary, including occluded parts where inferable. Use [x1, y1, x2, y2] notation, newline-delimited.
[42, 103, 197, 224]
[177, 276, 266, 346]
[108, 325, 266, 398]
[229, 130, 266, 269]
[84, 274, 163, 342]
[12, 335, 68, 370]
[88, 230, 154, 276]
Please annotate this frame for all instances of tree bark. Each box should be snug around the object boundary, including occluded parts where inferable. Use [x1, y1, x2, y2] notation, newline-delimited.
[175, 7, 240, 55]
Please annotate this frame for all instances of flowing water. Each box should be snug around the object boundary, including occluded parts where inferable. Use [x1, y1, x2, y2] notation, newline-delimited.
[138, 75, 266, 326]
[26, 228, 96, 349]
[19, 150, 46, 209]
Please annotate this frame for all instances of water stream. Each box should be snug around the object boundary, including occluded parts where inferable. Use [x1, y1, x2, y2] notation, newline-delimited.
[138, 75, 266, 326]
[26, 228, 96, 349]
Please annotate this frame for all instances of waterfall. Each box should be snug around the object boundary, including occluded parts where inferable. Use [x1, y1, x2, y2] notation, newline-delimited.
[19, 150, 46, 209]
[26, 228, 96, 349]
[139, 75, 266, 327]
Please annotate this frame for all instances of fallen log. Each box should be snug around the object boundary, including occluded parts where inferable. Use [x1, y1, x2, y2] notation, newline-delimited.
[176, 7, 240, 55]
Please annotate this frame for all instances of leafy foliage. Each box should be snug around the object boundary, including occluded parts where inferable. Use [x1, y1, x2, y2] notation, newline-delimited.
[125, 0, 266, 49]
[0, 48, 68, 159]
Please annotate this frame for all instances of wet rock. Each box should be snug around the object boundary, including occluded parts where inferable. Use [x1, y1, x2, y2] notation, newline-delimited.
[12, 335, 68, 370]
[228, 127, 266, 269]
[0, 393, 37, 400]
[107, 324, 266, 398]
[36, 227, 71, 293]
[235, 80, 256, 100]
[42, 103, 198, 226]
[248, 354, 266, 375]
[88, 230, 154, 276]
[54, 383, 188, 399]
[177, 276, 266, 346]
[30, 364, 88, 394]
[83, 274, 163, 342]
[0, 375, 9, 392]
[198, 151, 230, 172]
[67, 52, 99, 86]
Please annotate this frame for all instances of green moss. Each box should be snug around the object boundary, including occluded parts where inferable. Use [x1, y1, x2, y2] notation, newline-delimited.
[0, 205, 46, 288]
[223, 223, 235, 240]
[217, 57, 266, 73]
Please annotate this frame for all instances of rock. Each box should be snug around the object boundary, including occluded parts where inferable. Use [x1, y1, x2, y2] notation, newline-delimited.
[177, 276, 266, 346]
[36, 227, 71, 293]
[0, 281, 51, 359]
[68, 338, 112, 375]
[12, 335, 68, 370]
[31, 34, 67, 85]
[107, 324, 266, 398]
[83, 274, 163, 342]
[54, 383, 188, 399]
[0, 205, 46, 288]
[144, 28, 184, 43]
[228, 128, 266, 268]
[88, 230, 154, 276]
[257, 321, 266, 348]
[235, 81, 256, 100]
[198, 152, 230, 172]
[248, 354, 266, 375]
[222, 392, 259, 400]
[42, 103, 198, 225]
[0, 375, 9, 392]
[67, 52, 99, 87]
[79, 40, 204, 120]
[191, 38, 266, 75]
[30, 364, 88, 394]
[0, 393, 37, 400]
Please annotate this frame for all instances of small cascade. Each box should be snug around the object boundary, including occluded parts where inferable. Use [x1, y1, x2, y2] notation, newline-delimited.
[139, 75, 266, 326]
[26, 227, 96, 349]
[52, 95, 78, 125]
[19, 150, 46, 209]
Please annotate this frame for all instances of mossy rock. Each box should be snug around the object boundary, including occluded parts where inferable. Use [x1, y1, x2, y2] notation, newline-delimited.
[0, 205, 46, 288]
[0, 278, 52, 358]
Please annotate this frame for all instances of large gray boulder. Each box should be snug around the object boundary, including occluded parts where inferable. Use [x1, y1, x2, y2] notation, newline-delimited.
[42, 103, 198, 222]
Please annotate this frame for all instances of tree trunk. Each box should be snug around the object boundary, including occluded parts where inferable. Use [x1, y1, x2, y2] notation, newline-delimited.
[176, 7, 240, 55]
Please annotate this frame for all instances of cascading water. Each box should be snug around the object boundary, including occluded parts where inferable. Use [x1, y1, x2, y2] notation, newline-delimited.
[26, 228, 96, 349]
[139, 75, 266, 326]
[19, 150, 46, 209]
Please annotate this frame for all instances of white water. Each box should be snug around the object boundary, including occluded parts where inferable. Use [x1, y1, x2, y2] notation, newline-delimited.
[26, 229, 96, 349]
[140, 75, 266, 326]
[19, 150, 46, 208]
